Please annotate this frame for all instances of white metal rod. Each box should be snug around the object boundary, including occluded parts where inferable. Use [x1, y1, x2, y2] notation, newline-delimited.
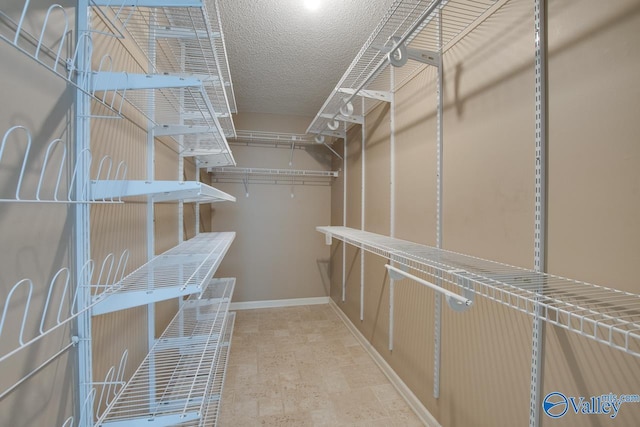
[434, 9, 444, 400]
[0, 341, 75, 401]
[74, 3, 93, 425]
[389, 278, 395, 351]
[385, 265, 472, 306]
[360, 98, 366, 322]
[530, 0, 548, 425]
[342, 122, 347, 302]
[147, 10, 157, 410]
[390, 65, 396, 238]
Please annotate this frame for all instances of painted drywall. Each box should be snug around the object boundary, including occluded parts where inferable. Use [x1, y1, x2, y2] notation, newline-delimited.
[210, 112, 333, 303]
[329, 0, 640, 426]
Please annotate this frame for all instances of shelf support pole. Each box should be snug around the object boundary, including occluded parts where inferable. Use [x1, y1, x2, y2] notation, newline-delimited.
[146, 9, 158, 410]
[530, 0, 548, 426]
[360, 97, 366, 322]
[433, 8, 444, 400]
[74, 2, 93, 425]
[389, 66, 396, 350]
[342, 122, 348, 302]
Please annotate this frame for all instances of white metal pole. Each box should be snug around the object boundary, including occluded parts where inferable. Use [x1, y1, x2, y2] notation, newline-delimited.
[147, 10, 157, 407]
[195, 164, 200, 236]
[389, 66, 396, 350]
[74, 2, 93, 425]
[530, 0, 547, 425]
[342, 122, 347, 302]
[360, 96, 366, 322]
[434, 9, 444, 400]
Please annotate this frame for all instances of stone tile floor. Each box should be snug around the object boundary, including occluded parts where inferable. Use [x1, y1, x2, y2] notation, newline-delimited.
[218, 304, 424, 426]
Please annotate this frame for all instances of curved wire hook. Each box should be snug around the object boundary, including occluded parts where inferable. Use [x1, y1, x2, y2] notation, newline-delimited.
[0, 279, 34, 347]
[68, 148, 92, 201]
[35, 5, 69, 68]
[1, 126, 32, 200]
[37, 138, 67, 201]
[39, 267, 70, 333]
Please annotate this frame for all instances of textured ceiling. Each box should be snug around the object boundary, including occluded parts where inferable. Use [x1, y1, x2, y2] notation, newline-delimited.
[218, 0, 395, 117]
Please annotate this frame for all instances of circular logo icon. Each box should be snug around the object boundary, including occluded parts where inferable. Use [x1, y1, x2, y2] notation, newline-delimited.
[543, 392, 569, 418]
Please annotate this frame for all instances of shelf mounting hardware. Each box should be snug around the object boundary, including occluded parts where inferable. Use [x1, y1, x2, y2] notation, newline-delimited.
[338, 88, 392, 103]
[374, 38, 441, 68]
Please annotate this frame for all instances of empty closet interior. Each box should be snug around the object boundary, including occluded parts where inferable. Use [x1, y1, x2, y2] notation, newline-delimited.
[1, 0, 639, 426]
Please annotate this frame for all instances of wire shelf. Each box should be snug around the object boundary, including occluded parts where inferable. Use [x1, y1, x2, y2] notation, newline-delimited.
[92, 0, 236, 138]
[90, 180, 236, 203]
[182, 311, 235, 427]
[96, 278, 235, 427]
[92, 233, 235, 315]
[102, 80, 236, 167]
[318, 226, 640, 357]
[307, 0, 501, 136]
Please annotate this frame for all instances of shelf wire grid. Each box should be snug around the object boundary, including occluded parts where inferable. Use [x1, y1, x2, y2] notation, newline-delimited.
[96, 278, 235, 426]
[318, 226, 640, 357]
[307, 0, 500, 135]
[181, 311, 235, 427]
[94, 232, 235, 304]
[92, 1, 236, 138]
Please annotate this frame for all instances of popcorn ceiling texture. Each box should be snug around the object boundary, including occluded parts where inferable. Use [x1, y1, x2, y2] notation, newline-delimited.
[218, 0, 394, 117]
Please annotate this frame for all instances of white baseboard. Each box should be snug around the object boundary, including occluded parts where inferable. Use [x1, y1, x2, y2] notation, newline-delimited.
[229, 296, 330, 310]
[328, 299, 441, 427]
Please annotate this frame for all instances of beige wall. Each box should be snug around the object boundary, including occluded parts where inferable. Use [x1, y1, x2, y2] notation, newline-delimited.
[210, 112, 333, 302]
[330, 0, 640, 426]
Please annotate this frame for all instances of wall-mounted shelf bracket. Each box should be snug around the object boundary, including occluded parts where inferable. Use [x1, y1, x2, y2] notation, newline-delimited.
[374, 44, 440, 68]
[320, 113, 364, 125]
[91, 73, 202, 92]
[318, 129, 346, 139]
[338, 88, 392, 103]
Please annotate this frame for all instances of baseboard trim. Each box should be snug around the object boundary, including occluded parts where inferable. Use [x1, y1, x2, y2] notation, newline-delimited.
[229, 296, 330, 310]
[328, 299, 441, 427]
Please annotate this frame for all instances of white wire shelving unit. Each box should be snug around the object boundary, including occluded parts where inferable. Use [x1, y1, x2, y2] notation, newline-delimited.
[92, 232, 235, 316]
[96, 278, 235, 427]
[318, 226, 640, 357]
[306, 0, 503, 137]
[1, 0, 239, 426]
[92, 0, 236, 137]
[91, 0, 237, 168]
